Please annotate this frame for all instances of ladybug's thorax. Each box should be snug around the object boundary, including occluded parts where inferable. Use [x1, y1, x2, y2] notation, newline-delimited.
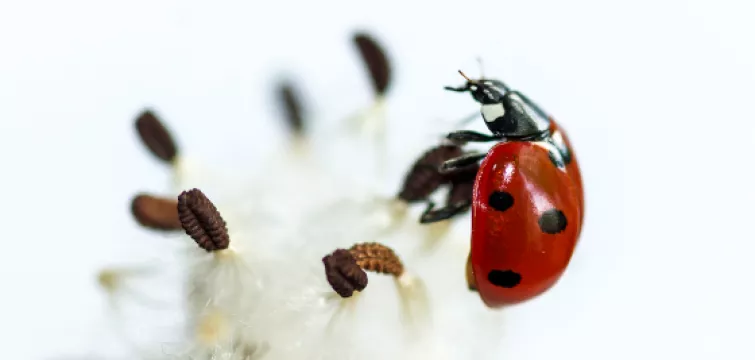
[480, 90, 551, 139]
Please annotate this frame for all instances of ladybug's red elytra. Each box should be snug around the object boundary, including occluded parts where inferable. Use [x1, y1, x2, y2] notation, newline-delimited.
[417, 71, 584, 308]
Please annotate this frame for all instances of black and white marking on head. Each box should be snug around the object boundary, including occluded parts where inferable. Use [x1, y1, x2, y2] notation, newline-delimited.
[488, 191, 514, 212]
[538, 209, 568, 234]
[488, 270, 522, 288]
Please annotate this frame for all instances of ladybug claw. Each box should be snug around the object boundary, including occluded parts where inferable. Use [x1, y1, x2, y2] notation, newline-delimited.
[419, 201, 471, 224]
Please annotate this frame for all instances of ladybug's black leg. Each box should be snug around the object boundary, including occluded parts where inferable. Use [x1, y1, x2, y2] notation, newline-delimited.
[419, 200, 472, 224]
[439, 152, 486, 174]
[446, 130, 501, 144]
[418, 166, 477, 224]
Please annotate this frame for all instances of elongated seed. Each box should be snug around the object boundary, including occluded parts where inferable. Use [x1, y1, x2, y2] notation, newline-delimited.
[277, 80, 306, 136]
[397, 144, 464, 203]
[349, 242, 404, 277]
[131, 193, 182, 231]
[135, 109, 178, 163]
[353, 32, 392, 96]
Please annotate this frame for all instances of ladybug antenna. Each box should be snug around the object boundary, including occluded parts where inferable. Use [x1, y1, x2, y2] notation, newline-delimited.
[458, 70, 475, 83]
[444, 70, 476, 92]
[476, 57, 485, 78]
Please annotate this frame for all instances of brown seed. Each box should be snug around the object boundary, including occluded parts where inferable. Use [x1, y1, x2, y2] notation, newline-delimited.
[349, 242, 404, 277]
[135, 109, 178, 163]
[353, 32, 392, 96]
[322, 249, 369, 298]
[177, 188, 230, 252]
[466, 252, 477, 291]
[130, 193, 182, 231]
[397, 144, 464, 203]
[445, 165, 479, 207]
[277, 80, 306, 136]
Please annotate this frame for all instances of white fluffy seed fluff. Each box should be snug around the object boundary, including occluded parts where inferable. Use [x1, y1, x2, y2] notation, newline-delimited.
[99, 105, 505, 360]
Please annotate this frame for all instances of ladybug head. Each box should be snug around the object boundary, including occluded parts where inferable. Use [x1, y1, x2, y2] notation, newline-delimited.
[445, 71, 551, 138]
[444, 70, 509, 104]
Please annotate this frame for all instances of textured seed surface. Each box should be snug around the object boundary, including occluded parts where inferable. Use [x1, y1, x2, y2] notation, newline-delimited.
[398, 144, 464, 202]
[349, 242, 404, 277]
[353, 32, 392, 95]
[323, 249, 369, 298]
[135, 109, 178, 163]
[177, 188, 230, 252]
[131, 193, 182, 231]
[277, 80, 305, 135]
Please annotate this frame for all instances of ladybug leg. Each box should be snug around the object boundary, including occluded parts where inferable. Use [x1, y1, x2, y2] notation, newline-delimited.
[446, 130, 501, 144]
[418, 168, 476, 224]
[419, 200, 472, 224]
[439, 152, 486, 174]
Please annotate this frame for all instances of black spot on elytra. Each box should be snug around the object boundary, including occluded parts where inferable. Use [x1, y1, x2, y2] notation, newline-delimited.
[488, 270, 521, 288]
[539, 209, 568, 234]
[488, 191, 514, 212]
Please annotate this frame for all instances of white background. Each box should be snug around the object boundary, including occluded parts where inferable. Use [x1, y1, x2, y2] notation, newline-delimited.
[2, 0, 755, 359]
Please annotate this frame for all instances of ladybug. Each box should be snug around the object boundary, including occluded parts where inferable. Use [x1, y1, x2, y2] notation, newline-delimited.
[421, 71, 584, 308]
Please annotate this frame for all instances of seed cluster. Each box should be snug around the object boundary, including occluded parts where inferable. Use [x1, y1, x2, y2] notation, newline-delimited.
[134, 109, 178, 163]
[322, 242, 406, 298]
[122, 30, 486, 346]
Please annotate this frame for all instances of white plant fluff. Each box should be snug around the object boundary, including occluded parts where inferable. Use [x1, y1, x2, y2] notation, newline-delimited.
[97, 33, 506, 360]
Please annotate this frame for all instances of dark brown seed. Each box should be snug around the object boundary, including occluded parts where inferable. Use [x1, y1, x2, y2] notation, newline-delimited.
[277, 80, 305, 136]
[466, 253, 477, 291]
[348, 242, 404, 277]
[445, 165, 479, 207]
[177, 188, 230, 252]
[130, 193, 182, 231]
[353, 32, 392, 96]
[397, 144, 464, 203]
[135, 109, 178, 163]
[323, 249, 369, 298]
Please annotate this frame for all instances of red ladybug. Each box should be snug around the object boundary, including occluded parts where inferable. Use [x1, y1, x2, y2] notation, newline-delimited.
[421, 71, 584, 308]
